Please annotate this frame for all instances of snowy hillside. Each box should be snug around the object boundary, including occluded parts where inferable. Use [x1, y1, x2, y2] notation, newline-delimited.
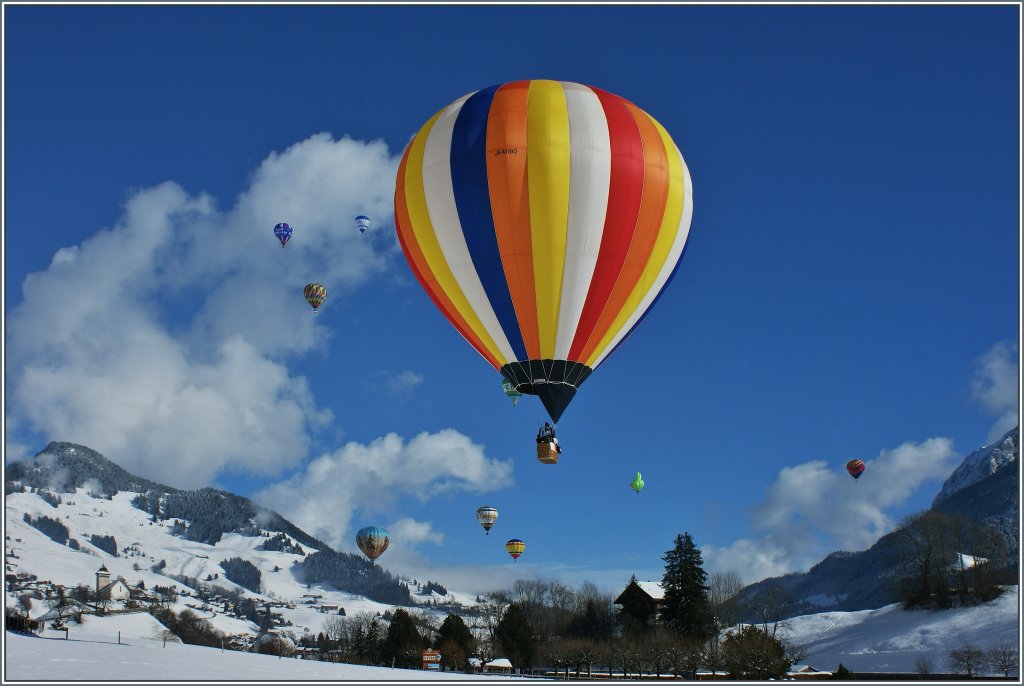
[4, 486, 478, 645]
[777, 585, 1019, 675]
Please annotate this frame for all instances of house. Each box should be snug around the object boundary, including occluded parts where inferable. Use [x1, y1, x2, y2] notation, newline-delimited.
[94, 564, 132, 603]
[788, 665, 833, 680]
[613, 578, 664, 627]
[483, 658, 513, 674]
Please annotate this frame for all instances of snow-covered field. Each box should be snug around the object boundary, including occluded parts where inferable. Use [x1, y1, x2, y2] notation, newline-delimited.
[778, 585, 1019, 674]
[4, 614, 515, 681]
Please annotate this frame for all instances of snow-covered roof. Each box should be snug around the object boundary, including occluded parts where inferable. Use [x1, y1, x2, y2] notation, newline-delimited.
[637, 581, 665, 600]
[789, 665, 830, 674]
[484, 658, 512, 669]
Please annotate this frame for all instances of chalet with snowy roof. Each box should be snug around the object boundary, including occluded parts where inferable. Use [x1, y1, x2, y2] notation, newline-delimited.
[788, 665, 833, 679]
[483, 658, 513, 674]
[613, 578, 664, 627]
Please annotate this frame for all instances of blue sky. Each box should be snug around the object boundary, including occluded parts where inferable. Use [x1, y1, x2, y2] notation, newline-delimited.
[3, 3, 1020, 596]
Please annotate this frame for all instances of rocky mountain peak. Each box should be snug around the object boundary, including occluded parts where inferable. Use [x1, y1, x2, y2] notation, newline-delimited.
[932, 427, 1019, 507]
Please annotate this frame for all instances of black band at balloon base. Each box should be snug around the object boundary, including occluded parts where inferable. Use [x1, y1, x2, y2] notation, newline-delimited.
[499, 360, 593, 423]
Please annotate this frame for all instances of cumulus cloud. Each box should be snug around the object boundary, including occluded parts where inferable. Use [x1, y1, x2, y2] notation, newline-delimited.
[5, 133, 400, 488]
[703, 437, 959, 585]
[970, 341, 1019, 442]
[253, 429, 513, 554]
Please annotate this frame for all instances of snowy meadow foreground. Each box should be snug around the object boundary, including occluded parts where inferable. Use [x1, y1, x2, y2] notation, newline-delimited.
[5, 587, 1018, 680]
[4, 614, 516, 681]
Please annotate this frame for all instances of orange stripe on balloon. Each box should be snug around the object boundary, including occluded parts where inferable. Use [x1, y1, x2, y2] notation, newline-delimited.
[395, 141, 502, 370]
[575, 101, 670, 363]
[487, 81, 541, 360]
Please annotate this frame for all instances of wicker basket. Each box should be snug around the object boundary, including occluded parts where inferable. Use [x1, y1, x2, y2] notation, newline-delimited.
[537, 442, 559, 464]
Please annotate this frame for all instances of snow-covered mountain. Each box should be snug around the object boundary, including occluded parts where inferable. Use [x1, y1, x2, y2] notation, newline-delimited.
[932, 427, 1018, 506]
[4, 443, 478, 650]
[733, 428, 1020, 618]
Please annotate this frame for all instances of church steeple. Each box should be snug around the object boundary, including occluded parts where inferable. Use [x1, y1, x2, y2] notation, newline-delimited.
[96, 564, 111, 598]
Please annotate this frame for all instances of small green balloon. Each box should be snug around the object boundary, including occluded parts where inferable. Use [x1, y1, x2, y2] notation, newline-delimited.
[630, 472, 645, 494]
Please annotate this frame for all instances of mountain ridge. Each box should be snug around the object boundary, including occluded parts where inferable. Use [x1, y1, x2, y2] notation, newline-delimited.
[4, 441, 426, 607]
[732, 427, 1019, 619]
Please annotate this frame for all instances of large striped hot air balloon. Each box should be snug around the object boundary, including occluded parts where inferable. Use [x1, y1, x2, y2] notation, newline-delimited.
[395, 80, 693, 422]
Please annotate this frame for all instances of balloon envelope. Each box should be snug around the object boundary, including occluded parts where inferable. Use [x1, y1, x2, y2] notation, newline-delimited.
[395, 80, 693, 423]
[630, 471, 645, 493]
[846, 459, 866, 480]
[502, 378, 522, 406]
[274, 222, 293, 247]
[356, 526, 390, 560]
[505, 538, 525, 560]
[304, 283, 327, 311]
[355, 215, 371, 234]
[476, 505, 498, 534]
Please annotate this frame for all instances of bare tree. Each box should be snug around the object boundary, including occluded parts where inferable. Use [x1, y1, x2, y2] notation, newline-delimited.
[914, 655, 933, 675]
[745, 582, 793, 639]
[322, 615, 346, 644]
[708, 569, 744, 630]
[947, 645, 985, 677]
[477, 594, 509, 640]
[17, 594, 33, 617]
[985, 641, 1019, 677]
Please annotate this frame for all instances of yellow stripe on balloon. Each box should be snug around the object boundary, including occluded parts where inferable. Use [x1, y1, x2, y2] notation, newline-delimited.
[585, 112, 686, 368]
[526, 80, 571, 359]
[404, 109, 507, 364]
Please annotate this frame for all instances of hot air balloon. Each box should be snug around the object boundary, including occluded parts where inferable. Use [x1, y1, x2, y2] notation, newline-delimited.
[356, 526, 390, 561]
[630, 471, 645, 494]
[304, 283, 327, 312]
[274, 222, 293, 247]
[502, 378, 523, 407]
[395, 80, 693, 423]
[505, 538, 525, 561]
[476, 505, 498, 535]
[846, 459, 866, 480]
[355, 215, 371, 234]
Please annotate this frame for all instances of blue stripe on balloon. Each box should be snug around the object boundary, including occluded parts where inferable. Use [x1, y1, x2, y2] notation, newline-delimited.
[449, 84, 528, 362]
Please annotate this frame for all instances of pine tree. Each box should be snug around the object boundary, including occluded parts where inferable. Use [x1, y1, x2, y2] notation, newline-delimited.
[659, 532, 715, 640]
[436, 614, 474, 671]
[382, 608, 425, 668]
[495, 603, 535, 671]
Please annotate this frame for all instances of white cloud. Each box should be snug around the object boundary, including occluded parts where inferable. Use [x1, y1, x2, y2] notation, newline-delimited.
[5, 134, 400, 489]
[386, 517, 444, 547]
[253, 429, 514, 554]
[703, 437, 959, 585]
[372, 370, 425, 398]
[970, 341, 1019, 442]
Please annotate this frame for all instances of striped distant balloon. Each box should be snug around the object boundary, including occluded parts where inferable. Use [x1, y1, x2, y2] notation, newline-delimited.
[395, 80, 694, 422]
[356, 526, 390, 562]
[505, 538, 525, 561]
[304, 283, 327, 311]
